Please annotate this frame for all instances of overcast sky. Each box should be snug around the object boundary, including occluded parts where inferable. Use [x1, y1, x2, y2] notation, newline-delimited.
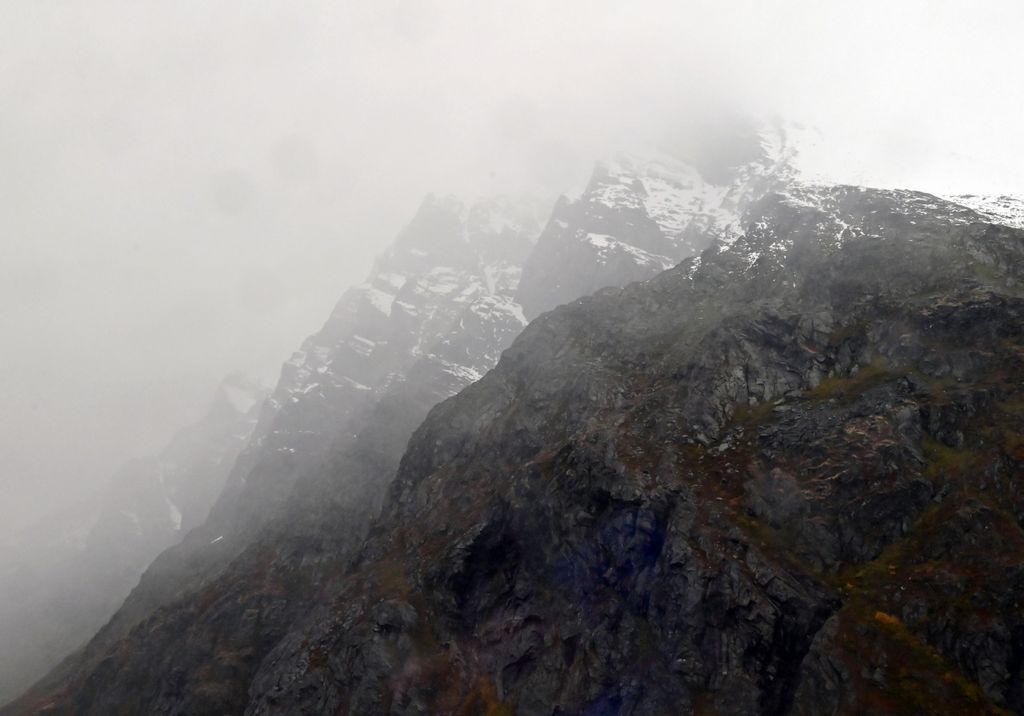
[2, 0, 1023, 535]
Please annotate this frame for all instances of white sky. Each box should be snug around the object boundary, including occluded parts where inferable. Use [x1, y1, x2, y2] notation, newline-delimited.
[1, 0, 1023, 534]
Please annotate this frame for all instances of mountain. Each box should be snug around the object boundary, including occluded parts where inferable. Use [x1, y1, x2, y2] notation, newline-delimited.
[11, 125, 1024, 714]
[0, 373, 267, 706]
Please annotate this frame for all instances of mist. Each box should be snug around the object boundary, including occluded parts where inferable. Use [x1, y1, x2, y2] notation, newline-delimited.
[2, 0, 1023, 536]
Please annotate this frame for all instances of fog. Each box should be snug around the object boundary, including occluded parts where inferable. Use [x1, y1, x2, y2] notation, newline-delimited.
[2, 0, 1023, 536]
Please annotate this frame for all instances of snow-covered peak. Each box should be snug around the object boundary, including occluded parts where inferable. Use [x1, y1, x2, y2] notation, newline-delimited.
[594, 123, 799, 245]
[945, 193, 1024, 230]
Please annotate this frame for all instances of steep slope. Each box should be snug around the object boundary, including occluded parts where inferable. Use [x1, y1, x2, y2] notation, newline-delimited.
[220, 188, 1022, 715]
[0, 373, 267, 706]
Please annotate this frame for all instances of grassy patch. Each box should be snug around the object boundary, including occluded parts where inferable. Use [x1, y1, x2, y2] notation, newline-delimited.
[830, 497, 1019, 714]
[807, 357, 891, 404]
[868, 607, 987, 710]
[419, 658, 513, 716]
[829, 319, 869, 344]
[996, 395, 1024, 418]
[307, 644, 329, 669]
[829, 596, 1004, 715]
[1003, 432, 1024, 461]
[691, 690, 722, 715]
[731, 400, 775, 426]
[921, 437, 989, 480]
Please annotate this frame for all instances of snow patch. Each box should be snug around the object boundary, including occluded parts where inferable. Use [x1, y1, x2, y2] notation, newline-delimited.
[362, 286, 395, 316]
[348, 335, 375, 357]
[340, 376, 372, 391]
[946, 193, 1024, 230]
[584, 232, 674, 270]
[378, 272, 406, 289]
[686, 256, 702, 279]
[435, 358, 484, 384]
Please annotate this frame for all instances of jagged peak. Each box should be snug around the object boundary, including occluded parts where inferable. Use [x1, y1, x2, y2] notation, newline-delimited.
[565, 122, 801, 244]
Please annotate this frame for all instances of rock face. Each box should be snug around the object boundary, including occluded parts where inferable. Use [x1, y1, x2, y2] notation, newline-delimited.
[8, 152, 1024, 714]
[0, 373, 267, 706]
